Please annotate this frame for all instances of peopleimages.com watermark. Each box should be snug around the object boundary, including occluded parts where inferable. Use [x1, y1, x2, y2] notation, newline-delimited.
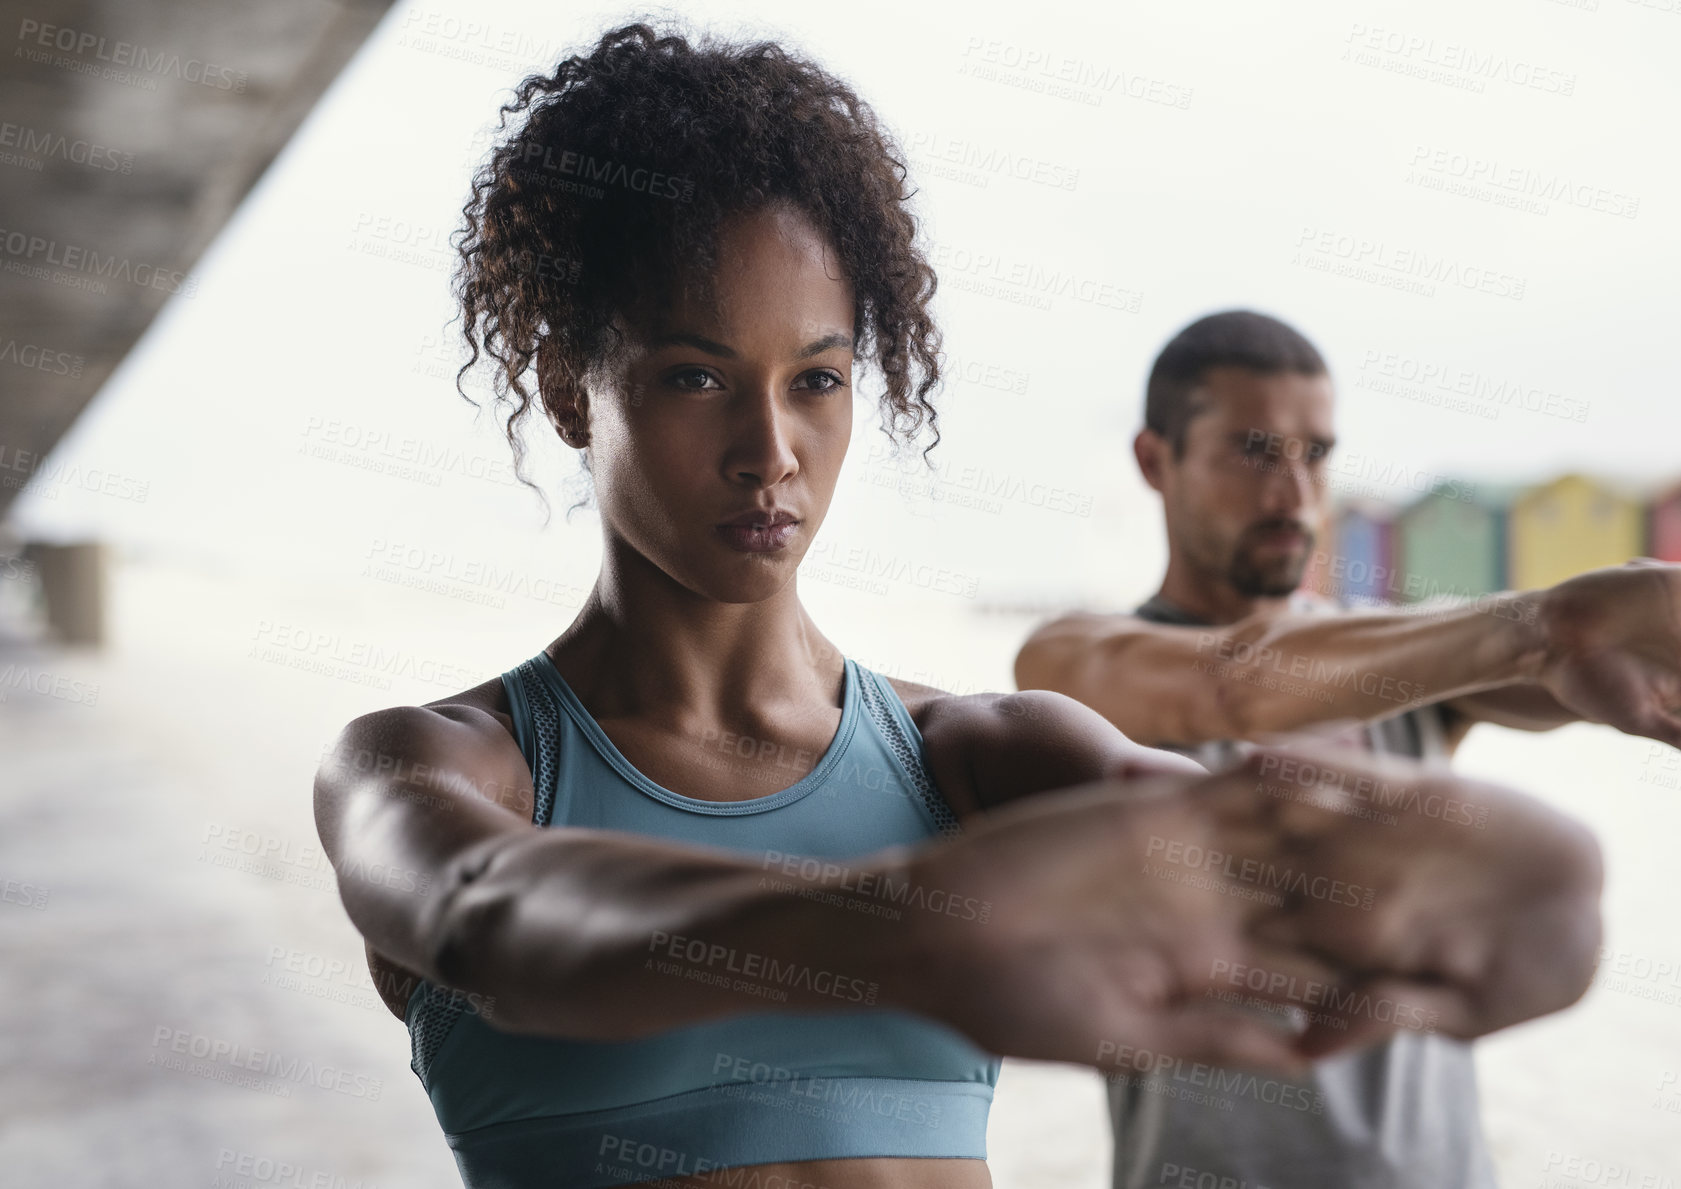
[957, 36, 1193, 109]
[592, 1131, 840, 1189]
[149, 1025, 381, 1101]
[1098, 1038, 1328, 1115]
[857, 441, 1094, 520]
[1292, 225, 1527, 302]
[210, 1147, 380, 1189]
[1308, 551, 1542, 623]
[902, 127, 1079, 193]
[1654, 1069, 1681, 1116]
[0, 445, 149, 506]
[0, 118, 132, 174]
[1591, 945, 1681, 1007]
[1637, 740, 1681, 792]
[1156, 1162, 1282, 1189]
[644, 931, 878, 1006]
[248, 618, 483, 693]
[1255, 753, 1489, 829]
[758, 850, 991, 925]
[1144, 834, 1377, 910]
[1538, 1149, 1674, 1188]
[394, 8, 572, 76]
[0, 224, 197, 296]
[298, 415, 523, 491]
[0, 659, 101, 707]
[261, 944, 494, 1022]
[1192, 632, 1429, 707]
[802, 539, 981, 600]
[1405, 144, 1637, 220]
[198, 821, 432, 898]
[1353, 347, 1591, 424]
[1, 873, 51, 909]
[1204, 957, 1440, 1033]
[1340, 23, 1576, 97]
[0, 333, 85, 378]
[14, 18, 248, 92]
[361, 537, 589, 612]
[1239, 429, 1479, 505]
[928, 238, 1144, 314]
[709, 1051, 946, 1132]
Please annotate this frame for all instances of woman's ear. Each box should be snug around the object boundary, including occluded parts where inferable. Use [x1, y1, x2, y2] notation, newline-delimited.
[537, 336, 591, 448]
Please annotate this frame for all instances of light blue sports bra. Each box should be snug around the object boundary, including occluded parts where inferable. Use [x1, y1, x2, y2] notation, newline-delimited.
[405, 651, 1003, 1187]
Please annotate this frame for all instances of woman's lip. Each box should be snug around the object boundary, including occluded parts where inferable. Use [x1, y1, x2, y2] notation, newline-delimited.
[718, 511, 798, 527]
[715, 521, 799, 553]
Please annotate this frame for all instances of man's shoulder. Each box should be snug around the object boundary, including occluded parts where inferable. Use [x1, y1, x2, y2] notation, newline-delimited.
[1287, 589, 1348, 617]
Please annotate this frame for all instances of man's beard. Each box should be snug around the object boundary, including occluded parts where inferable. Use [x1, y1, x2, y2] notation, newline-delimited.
[1227, 519, 1314, 598]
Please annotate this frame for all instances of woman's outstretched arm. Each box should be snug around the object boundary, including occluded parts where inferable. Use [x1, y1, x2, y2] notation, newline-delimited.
[314, 703, 1602, 1075]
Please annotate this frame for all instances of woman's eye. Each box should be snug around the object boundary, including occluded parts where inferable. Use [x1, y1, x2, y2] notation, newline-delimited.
[669, 368, 720, 391]
[799, 370, 847, 393]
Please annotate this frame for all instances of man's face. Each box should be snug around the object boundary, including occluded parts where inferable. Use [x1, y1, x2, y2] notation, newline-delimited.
[1155, 366, 1337, 599]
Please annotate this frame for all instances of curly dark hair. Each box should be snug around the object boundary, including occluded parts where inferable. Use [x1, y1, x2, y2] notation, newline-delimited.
[452, 21, 943, 510]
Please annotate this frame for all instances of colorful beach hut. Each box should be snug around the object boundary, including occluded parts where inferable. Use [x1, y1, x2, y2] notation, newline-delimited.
[1392, 485, 1513, 603]
[1507, 474, 1645, 590]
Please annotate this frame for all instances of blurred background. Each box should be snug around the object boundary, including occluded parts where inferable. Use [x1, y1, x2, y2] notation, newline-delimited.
[3, 0, 1680, 1185]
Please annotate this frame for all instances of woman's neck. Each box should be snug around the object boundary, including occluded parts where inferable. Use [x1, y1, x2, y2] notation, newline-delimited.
[546, 551, 845, 725]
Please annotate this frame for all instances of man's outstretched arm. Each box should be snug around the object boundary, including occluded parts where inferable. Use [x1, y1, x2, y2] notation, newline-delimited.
[1434, 683, 1581, 753]
[1015, 559, 1681, 750]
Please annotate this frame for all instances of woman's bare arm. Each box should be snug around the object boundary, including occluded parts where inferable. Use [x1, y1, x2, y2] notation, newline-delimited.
[312, 703, 932, 1040]
[313, 701, 1603, 1076]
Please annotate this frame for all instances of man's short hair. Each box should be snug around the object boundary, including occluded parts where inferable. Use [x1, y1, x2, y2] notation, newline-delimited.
[1145, 310, 1327, 456]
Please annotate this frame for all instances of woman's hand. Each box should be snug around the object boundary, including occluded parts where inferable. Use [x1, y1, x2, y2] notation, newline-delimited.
[895, 744, 1603, 1075]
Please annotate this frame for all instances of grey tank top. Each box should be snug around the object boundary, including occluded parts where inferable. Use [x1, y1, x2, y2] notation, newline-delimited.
[1107, 594, 1497, 1189]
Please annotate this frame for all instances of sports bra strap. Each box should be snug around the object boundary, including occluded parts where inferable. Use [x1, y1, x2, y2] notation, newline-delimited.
[503, 654, 564, 827]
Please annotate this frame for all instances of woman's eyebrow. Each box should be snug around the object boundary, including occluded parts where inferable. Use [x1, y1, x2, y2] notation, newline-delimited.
[649, 331, 736, 358]
[646, 331, 854, 358]
[798, 332, 854, 358]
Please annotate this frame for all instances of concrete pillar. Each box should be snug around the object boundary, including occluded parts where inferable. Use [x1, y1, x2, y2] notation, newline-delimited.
[22, 540, 106, 648]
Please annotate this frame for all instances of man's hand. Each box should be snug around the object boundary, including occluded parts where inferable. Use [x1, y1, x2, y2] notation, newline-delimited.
[1537, 559, 1681, 747]
[898, 744, 1603, 1076]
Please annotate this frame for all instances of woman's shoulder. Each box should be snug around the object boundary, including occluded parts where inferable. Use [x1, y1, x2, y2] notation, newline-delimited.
[874, 672, 948, 723]
[316, 670, 531, 819]
[873, 671, 1038, 735]
[421, 672, 515, 733]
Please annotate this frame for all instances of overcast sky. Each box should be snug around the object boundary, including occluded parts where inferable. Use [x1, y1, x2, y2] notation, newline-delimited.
[15, 0, 1681, 608]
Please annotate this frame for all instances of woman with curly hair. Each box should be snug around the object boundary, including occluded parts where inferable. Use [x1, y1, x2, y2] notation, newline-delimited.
[312, 22, 1602, 1189]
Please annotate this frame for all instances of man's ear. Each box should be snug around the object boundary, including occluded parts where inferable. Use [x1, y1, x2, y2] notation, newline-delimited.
[1135, 428, 1170, 495]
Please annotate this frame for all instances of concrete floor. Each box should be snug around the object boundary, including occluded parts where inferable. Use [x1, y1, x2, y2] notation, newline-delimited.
[0, 631, 463, 1188]
[0, 574, 1112, 1189]
[7, 555, 1680, 1188]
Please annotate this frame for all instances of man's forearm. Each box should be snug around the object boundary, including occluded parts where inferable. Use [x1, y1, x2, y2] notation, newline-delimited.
[1443, 681, 1581, 733]
[1022, 590, 1551, 745]
[1209, 591, 1551, 736]
[427, 827, 943, 1039]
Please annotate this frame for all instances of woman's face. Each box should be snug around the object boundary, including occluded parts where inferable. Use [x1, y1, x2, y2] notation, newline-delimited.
[585, 203, 857, 604]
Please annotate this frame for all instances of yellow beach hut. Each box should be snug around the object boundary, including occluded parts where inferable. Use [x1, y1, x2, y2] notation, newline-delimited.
[1506, 474, 1646, 590]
